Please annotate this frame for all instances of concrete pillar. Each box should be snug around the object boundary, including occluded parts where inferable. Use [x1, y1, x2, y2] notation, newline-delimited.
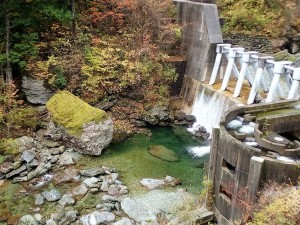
[208, 127, 220, 180]
[209, 44, 231, 85]
[221, 47, 244, 91]
[247, 56, 273, 104]
[233, 52, 257, 97]
[247, 156, 264, 203]
[288, 68, 300, 99]
[266, 61, 292, 102]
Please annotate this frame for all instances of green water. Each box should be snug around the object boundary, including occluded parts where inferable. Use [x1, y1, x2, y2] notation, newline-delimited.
[78, 125, 209, 194]
[0, 125, 209, 218]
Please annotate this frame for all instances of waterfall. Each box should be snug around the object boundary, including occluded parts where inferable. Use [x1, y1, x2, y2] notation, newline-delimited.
[188, 87, 237, 136]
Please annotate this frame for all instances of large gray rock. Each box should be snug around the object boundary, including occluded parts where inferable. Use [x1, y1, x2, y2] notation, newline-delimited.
[79, 167, 106, 177]
[121, 190, 192, 224]
[140, 178, 165, 190]
[22, 76, 53, 104]
[46, 91, 113, 155]
[80, 211, 115, 225]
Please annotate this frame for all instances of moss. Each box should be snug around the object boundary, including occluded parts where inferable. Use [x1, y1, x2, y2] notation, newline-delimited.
[46, 91, 108, 136]
[0, 138, 18, 155]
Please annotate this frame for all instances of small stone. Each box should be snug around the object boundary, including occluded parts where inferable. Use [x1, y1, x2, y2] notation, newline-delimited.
[50, 155, 60, 163]
[42, 189, 62, 202]
[5, 165, 27, 178]
[140, 178, 165, 190]
[58, 152, 76, 166]
[34, 214, 42, 222]
[58, 194, 76, 207]
[100, 179, 110, 191]
[46, 219, 57, 225]
[71, 184, 88, 200]
[80, 211, 115, 225]
[83, 177, 99, 188]
[51, 146, 66, 154]
[0, 162, 14, 174]
[34, 194, 44, 206]
[19, 215, 38, 225]
[12, 176, 28, 183]
[102, 195, 119, 203]
[64, 210, 77, 223]
[79, 167, 106, 177]
[90, 188, 99, 194]
[21, 150, 36, 163]
[43, 140, 60, 148]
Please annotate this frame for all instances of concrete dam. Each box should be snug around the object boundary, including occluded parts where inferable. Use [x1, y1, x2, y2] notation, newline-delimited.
[174, 0, 300, 224]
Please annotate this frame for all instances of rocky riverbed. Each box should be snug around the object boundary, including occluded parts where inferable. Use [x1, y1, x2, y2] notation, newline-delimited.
[0, 126, 212, 225]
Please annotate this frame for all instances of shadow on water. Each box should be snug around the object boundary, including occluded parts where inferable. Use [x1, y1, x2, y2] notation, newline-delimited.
[78, 125, 210, 194]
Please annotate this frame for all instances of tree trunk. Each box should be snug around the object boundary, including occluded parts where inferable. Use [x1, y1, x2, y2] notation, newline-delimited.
[5, 0, 12, 82]
[71, 0, 76, 35]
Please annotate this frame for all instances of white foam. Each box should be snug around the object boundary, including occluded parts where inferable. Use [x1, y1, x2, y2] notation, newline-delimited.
[244, 141, 258, 147]
[276, 156, 300, 163]
[187, 146, 210, 157]
[239, 125, 254, 135]
[226, 119, 243, 130]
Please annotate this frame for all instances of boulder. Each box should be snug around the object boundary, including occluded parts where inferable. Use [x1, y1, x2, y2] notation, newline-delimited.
[22, 76, 53, 104]
[148, 145, 179, 162]
[46, 91, 113, 155]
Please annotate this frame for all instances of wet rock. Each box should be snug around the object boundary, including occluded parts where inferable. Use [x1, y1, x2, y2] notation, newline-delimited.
[0, 162, 14, 174]
[58, 194, 76, 207]
[5, 165, 27, 179]
[148, 145, 179, 162]
[83, 177, 100, 188]
[71, 184, 88, 200]
[80, 211, 115, 225]
[34, 194, 44, 206]
[140, 178, 165, 190]
[113, 217, 133, 225]
[42, 189, 62, 202]
[79, 167, 106, 177]
[19, 214, 38, 225]
[53, 168, 79, 184]
[21, 150, 36, 163]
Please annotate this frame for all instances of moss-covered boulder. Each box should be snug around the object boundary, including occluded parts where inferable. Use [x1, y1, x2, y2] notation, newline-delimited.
[148, 145, 180, 162]
[46, 91, 113, 155]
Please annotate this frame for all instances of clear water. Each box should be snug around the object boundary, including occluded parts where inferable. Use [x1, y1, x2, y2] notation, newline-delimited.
[78, 125, 209, 194]
[0, 126, 209, 218]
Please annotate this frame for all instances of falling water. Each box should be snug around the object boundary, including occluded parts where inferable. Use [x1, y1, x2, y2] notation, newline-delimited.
[188, 87, 236, 135]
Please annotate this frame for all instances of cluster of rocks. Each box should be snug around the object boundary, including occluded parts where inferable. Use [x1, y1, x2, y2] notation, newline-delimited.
[0, 136, 80, 183]
[192, 125, 210, 140]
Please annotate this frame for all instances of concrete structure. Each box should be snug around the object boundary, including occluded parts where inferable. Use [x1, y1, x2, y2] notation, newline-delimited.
[209, 44, 300, 104]
[209, 100, 300, 225]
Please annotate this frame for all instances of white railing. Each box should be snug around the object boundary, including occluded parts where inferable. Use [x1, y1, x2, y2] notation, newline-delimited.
[209, 44, 300, 104]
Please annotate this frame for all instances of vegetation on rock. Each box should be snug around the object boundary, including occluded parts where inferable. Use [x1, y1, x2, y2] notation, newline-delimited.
[46, 91, 108, 136]
[148, 144, 180, 162]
